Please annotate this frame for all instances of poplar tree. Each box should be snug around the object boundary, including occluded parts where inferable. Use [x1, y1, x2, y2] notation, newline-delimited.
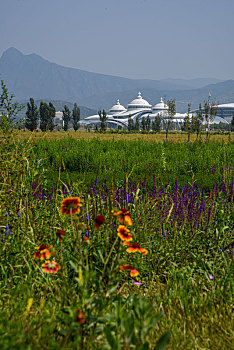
[72, 103, 80, 131]
[98, 109, 107, 131]
[152, 115, 161, 132]
[203, 96, 217, 140]
[48, 102, 56, 131]
[184, 103, 191, 142]
[146, 115, 151, 131]
[134, 119, 140, 131]
[128, 115, 134, 131]
[165, 99, 176, 140]
[194, 103, 204, 140]
[25, 98, 39, 131]
[39, 102, 50, 132]
[141, 117, 146, 131]
[62, 105, 71, 131]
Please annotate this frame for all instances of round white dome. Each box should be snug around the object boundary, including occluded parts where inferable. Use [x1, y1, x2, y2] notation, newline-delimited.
[153, 97, 168, 111]
[109, 99, 126, 114]
[128, 92, 151, 110]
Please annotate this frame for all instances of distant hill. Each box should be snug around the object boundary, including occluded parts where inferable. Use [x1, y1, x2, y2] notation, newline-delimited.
[0, 47, 234, 113]
[159, 77, 223, 89]
[15, 99, 97, 120]
[78, 80, 234, 112]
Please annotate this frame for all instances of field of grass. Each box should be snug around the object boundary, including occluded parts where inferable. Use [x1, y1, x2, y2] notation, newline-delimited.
[0, 131, 233, 349]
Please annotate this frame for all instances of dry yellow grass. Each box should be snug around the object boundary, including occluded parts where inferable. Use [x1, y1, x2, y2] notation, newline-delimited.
[6, 130, 234, 143]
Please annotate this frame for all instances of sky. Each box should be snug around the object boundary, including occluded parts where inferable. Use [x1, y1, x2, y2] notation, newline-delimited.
[0, 0, 234, 80]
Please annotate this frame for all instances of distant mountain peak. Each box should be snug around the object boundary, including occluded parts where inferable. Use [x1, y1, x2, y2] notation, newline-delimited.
[1, 47, 23, 58]
[0, 47, 233, 112]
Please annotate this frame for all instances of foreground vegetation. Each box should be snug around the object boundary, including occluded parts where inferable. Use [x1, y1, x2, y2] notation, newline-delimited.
[0, 132, 233, 349]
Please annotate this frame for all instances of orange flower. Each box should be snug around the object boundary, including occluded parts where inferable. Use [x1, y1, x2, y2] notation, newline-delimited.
[60, 197, 82, 215]
[56, 229, 66, 242]
[124, 242, 148, 255]
[114, 209, 133, 226]
[130, 269, 140, 277]
[83, 236, 90, 241]
[41, 260, 60, 273]
[117, 225, 132, 241]
[34, 245, 52, 260]
[94, 215, 105, 230]
[77, 308, 85, 324]
[120, 264, 139, 277]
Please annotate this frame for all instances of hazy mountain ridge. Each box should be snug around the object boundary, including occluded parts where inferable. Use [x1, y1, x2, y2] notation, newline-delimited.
[0, 47, 233, 113]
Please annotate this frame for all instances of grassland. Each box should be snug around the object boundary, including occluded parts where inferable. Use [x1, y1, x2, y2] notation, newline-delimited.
[0, 131, 233, 349]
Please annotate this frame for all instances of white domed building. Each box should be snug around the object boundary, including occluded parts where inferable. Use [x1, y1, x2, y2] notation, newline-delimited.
[81, 92, 230, 129]
[81, 92, 163, 128]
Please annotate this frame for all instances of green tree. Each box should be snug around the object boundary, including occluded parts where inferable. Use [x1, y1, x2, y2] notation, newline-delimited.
[194, 103, 204, 140]
[25, 98, 39, 131]
[0, 80, 23, 134]
[191, 113, 196, 133]
[134, 119, 140, 131]
[145, 115, 151, 131]
[72, 103, 80, 131]
[62, 105, 71, 131]
[128, 115, 134, 131]
[39, 102, 50, 132]
[48, 102, 56, 131]
[152, 115, 161, 132]
[203, 95, 217, 141]
[98, 109, 107, 131]
[165, 99, 176, 140]
[184, 103, 191, 142]
[141, 117, 146, 131]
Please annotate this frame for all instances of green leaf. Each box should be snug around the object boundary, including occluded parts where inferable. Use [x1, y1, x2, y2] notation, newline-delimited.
[104, 325, 117, 350]
[138, 342, 149, 350]
[154, 331, 171, 350]
[69, 260, 78, 273]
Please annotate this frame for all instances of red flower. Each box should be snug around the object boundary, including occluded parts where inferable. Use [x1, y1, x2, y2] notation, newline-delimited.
[120, 264, 139, 277]
[56, 229, 66, 242]
[114, 209, 133, 226]
[77, 308, 85, 324]
[123, 242, 148, 255]
[34, 245, 52, 260]
[120, 264, 134, 271]
[41, 260, 60, 273]
[117, 225, 132, 241]
[94, 215, 105, 230]
[60, 197, 82, 215]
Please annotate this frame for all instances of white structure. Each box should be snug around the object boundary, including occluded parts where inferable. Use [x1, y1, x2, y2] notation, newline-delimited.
[214, 103, 234, 123]
[81, 92, 229, 129]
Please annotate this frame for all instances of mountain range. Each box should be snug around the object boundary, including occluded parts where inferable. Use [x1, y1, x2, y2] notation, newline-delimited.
[0, 47, 234, 113]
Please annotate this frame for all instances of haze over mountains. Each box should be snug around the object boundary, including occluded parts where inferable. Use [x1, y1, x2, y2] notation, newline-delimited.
[0, 47, 234, 113]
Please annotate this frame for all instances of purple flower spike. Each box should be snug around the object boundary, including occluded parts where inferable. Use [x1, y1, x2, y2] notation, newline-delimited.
[5, 213, 9, 217]
[209, 275, 214, 280]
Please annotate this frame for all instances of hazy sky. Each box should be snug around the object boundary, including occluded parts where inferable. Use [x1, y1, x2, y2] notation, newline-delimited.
[1, 0, 234, 80]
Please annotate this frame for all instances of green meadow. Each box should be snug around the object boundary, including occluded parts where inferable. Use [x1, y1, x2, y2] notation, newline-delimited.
[0, 132, 233, 349]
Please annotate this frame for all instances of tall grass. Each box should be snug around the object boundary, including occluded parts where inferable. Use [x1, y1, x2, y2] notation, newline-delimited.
[31, 137, 233, 190]
[0, 134, 233, 349]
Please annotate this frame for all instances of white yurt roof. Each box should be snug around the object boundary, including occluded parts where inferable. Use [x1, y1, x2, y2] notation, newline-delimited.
[128, 92, 151, 109]
[109, 99, 126, 114]
[152, 97, 168, 111]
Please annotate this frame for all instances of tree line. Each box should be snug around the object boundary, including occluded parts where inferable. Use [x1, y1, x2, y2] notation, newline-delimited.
[24, 98, 80, 131]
